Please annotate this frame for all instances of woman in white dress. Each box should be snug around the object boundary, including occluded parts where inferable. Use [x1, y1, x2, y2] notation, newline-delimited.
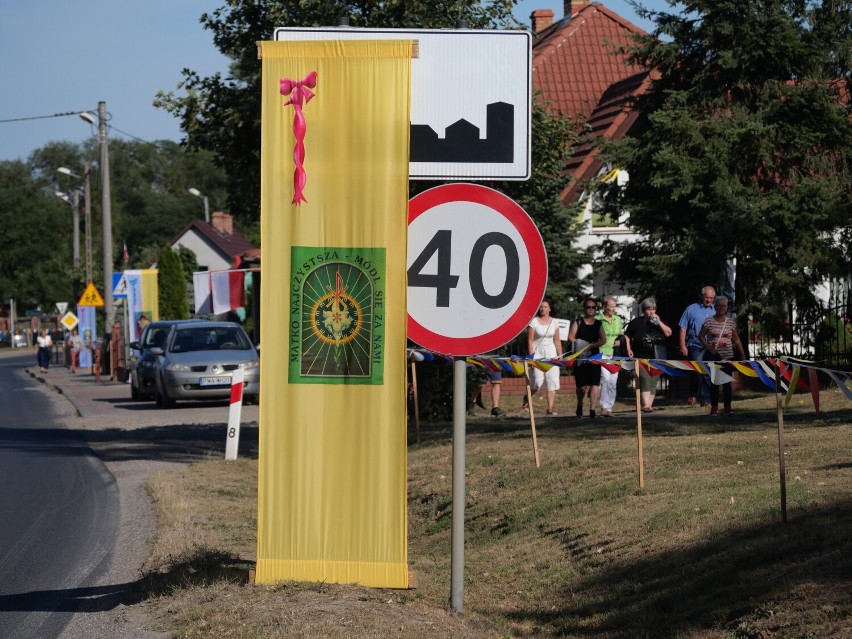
[525, 299, 563, 415]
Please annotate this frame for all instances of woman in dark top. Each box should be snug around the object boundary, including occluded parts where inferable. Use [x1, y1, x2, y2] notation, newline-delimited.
[568, 297, 607, 418]
[623, 296, 673, 413]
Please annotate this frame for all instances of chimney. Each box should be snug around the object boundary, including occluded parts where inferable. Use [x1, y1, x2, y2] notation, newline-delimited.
[566, 0, 590, 17]
[530, 9, 554, 33]
[211, 211, 233, 235]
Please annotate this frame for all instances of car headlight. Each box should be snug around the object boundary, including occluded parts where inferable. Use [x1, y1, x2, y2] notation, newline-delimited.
[140, 361, 154, 369]
[241, 359, 260, 370]
[165, 362, 192, 372]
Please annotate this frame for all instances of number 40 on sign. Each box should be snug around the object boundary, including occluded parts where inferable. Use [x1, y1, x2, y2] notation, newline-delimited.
[407, 183, 547, 356]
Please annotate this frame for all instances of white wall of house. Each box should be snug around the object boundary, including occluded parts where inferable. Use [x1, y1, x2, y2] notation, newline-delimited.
[573, 168, 641, 316]
[172, 230, 231, 272]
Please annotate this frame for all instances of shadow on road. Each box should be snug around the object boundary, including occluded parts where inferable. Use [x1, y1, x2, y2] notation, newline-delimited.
[0, 422, 258, 464]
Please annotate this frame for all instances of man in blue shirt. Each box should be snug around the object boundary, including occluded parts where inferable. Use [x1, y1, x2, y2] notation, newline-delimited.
[678, 286, 716, 406]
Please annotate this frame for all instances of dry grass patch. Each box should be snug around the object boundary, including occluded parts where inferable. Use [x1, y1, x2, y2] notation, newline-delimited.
[138, 387, 852, 638]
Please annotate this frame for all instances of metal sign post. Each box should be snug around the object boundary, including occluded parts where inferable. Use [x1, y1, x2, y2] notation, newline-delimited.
[450, 356, 467, 612]
[407, 184, 547, 613]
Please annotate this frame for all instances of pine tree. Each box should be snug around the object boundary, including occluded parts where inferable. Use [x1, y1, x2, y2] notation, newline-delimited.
[600, 0, 852, 341]
[157, 245, 189, 320]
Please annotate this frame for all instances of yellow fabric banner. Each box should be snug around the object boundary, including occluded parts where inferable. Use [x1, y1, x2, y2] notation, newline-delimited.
[140, 269, 159, 322]
[256, 40, 411, 588]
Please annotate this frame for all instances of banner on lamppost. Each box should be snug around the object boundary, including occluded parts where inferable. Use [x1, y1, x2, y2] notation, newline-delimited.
[77, 305, 97, 369]
[123, 269, 159, 343]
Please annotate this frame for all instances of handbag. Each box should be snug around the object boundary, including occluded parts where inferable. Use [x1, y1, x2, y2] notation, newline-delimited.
[612, 334, 628, 357]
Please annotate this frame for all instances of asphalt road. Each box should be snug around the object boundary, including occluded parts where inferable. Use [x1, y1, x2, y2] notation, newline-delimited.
[0, 352, 120, 639]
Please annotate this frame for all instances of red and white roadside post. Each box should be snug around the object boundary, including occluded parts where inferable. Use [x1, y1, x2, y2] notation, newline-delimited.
[225, 368, 244, 461]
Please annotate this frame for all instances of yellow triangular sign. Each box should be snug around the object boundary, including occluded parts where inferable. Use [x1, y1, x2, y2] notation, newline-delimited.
[78, 282, 105, 307]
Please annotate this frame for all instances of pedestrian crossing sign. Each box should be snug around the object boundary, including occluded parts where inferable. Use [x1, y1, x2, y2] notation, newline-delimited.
[78, 282, 105, 307]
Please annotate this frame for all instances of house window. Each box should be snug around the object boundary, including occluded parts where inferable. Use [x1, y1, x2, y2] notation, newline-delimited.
[590, 167, 630, 232]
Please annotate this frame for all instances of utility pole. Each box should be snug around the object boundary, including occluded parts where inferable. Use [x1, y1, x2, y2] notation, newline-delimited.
[97, 101, 114, 326]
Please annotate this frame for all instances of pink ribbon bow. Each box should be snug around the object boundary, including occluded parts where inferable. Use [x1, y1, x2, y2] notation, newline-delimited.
[280, 71, 317, 205]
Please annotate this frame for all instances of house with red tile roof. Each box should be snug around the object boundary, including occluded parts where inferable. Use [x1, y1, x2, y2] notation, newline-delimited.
[169, 212, 258, 273]
[530, 2, 850, 349]
[530, 0, 652, 305]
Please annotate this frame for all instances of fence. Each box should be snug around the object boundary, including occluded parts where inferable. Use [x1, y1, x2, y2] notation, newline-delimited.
[749, 301, 852, 370]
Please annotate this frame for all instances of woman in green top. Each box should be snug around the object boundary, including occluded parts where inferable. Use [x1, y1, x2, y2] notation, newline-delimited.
[596, 296, 623, 417]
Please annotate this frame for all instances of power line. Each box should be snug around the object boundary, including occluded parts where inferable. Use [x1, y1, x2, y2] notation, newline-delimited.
[0, 110, 90, 124]
[2, 109, 162, 149]
[108, 125, 159, 146]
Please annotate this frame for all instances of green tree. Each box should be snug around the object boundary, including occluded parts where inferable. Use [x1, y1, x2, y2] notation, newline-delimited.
[599, 0, 852, 337]
[1, 139, 228, 315]
[155, 0, 520, 224]
[30, 138, 228, 276]
[484, 97, 589, 316]
[107, 139, 227, 263]
[176, 246, 199, 285]
[157, 245, 189, 319]
[0, 160, 73, 309]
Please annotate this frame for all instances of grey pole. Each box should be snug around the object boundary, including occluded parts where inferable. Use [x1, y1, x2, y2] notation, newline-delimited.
[450, 356, 467, 612]
[83, 162, 93, 284]
[70, 189, 80, 267]
[188, 188, 210, 223]
[98, 101, 114, 326]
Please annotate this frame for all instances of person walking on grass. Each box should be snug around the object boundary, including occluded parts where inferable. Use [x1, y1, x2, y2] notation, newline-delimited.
[596, 295, 624, 417]
[525, 298, 563, 416]
[469, 369, 506, 417]
[678, 286, 716, 407]
[698, 295, 745, 416]
[623, 297, 673, 413]
[568, 297, 607, 418]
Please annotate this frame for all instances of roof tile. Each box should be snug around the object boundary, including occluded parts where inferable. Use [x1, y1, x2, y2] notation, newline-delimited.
[532, 2, 651, 201]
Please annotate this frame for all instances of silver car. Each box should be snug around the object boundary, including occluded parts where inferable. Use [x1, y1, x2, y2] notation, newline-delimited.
[152, 321, 259, 408]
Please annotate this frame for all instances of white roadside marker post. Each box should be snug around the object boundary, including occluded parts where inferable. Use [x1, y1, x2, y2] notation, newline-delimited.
[225, 368, 244, 461]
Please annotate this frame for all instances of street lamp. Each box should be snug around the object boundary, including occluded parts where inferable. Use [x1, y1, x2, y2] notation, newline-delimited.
[188, 187, 210, 223]
[80, 103, 113, 326]
[57, 165, 94, 284]
[54, 188, 80, 268]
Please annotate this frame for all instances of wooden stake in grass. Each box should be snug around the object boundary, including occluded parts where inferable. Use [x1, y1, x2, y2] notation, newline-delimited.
[410, 359, 420, 444]
[523, 361, 541, 469]
[635, 361, 644, 489]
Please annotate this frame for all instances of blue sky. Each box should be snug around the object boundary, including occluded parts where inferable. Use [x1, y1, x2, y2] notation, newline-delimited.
[0, 1, 667, 162]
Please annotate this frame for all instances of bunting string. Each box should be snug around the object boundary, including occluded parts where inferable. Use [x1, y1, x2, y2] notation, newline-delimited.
[408, 349, 852, 411]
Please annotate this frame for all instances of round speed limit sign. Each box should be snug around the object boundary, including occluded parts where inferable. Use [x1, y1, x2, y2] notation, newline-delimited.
[407, 183, 547, 355]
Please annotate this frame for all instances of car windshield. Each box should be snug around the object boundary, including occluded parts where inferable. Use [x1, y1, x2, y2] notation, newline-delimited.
[169, 326, 251, 353]
[143, 327, 169, 349]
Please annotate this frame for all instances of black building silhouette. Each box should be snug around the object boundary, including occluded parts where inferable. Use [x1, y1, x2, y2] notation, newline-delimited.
[410, 102, 514, 163]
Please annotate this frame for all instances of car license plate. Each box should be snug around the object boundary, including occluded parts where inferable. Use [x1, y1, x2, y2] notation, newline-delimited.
[199, 375, 231, 386]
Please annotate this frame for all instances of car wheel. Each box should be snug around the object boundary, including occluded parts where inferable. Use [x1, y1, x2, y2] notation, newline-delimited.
[130, 375, 140, 400]
[155, 384, 175, 409]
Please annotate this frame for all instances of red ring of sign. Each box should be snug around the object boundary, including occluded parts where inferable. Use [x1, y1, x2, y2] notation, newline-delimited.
[408, 183, 547, 356]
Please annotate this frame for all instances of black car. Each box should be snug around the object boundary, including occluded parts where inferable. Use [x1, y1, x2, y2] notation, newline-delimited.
[128, 320, 195, 400]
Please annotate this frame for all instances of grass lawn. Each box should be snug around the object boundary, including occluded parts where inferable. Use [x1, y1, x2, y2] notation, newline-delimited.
[135, 384, 852, 638]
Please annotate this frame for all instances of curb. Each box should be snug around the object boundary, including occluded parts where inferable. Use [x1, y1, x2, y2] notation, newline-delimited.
[26, 367, 83, 418]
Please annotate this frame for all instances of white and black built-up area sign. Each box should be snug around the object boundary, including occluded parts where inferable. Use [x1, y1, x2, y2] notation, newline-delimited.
[274, 27, 531, 180]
